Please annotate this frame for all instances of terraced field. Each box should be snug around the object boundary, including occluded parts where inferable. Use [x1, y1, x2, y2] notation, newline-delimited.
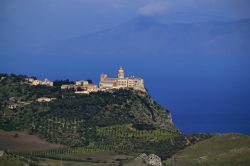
[8, 124, 180, 164]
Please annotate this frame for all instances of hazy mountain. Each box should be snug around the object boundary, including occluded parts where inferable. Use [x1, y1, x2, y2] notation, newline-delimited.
[46, 17, 250, 58]
[2, 17, 250, 58]
[154, 12, 231, 24]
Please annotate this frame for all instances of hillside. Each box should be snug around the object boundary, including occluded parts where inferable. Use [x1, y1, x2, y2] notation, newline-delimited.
[4, 73, 247, 166]
[0, 73, 176, 132]
[165, 133, 250, 166]
[0, 130, 63, 152]
[0, 73, 198, 162]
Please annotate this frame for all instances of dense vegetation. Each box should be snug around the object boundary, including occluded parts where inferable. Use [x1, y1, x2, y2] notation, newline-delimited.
[0, 73, 211, 164]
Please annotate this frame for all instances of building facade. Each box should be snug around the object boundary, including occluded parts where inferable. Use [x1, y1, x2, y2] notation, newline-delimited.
[36, 97, 56, 102]
[99, 67, 145, 92]
[42, 78, 53, 86]
[61, 84, 75, 90]
[32, 80, 41, 86]
[29, 78, 53, 86]
[75, 80, 89, 86]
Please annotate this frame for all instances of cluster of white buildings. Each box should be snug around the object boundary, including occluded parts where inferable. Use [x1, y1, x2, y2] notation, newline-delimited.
[8, 67, 146, 110]
[61, 67, 146, 94]
[26, 78, 53, 86]
[25, 67, 145, 95]
[62, 80, 99, 94]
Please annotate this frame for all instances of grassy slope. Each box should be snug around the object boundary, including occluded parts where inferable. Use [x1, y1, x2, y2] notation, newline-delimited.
[39, 159, 108, 166]
[0, 130, 63, 152]
[0, 153, 108, 166]
[165, 133, 250, 166]
[0, 150, 132, 166]
[38, 151, 135, 166]
[0, 153, 30, 166]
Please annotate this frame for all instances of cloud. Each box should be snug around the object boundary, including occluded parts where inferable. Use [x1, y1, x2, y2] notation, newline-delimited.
[135, 0, 250, 18]
[137, 0, 169, 16]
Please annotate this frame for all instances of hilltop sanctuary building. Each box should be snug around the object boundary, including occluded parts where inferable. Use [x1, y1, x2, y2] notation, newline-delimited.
[99, 67, 146, 92]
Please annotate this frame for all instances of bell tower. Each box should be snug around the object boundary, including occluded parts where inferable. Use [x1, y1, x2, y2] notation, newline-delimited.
[118, 66, 124, 79]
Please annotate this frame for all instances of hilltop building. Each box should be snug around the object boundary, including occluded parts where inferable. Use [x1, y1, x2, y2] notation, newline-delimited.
[32, 80, 41, 86]
[25, 77, 35, 83]
[75, 80, 89, 86]
[36, 97, 56, 102]
[42, 78, 53, 86]
[74, 82, 98, 93]
[99, 67, 145, 92]
[27, 78, 53, 86]
[61, 84, 75, 90]
[84, 84, 98, 92]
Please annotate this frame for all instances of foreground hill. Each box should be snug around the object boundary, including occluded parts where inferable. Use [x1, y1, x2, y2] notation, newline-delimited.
[165, 133, 250, 166]
[1, 133, 249, 166]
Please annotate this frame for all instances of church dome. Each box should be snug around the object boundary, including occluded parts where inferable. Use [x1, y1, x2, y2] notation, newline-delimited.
[118, 66, 124, 73]
[118, 66, 124, 78]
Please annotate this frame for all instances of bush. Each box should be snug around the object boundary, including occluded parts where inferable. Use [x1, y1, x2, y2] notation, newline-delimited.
[14, 133, 19, 138]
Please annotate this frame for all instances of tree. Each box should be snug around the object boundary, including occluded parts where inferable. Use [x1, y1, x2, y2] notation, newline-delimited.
[87, 79, 93, 84]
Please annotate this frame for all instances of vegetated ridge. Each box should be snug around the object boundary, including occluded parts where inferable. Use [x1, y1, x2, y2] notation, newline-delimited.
[0, 73, 207, 161]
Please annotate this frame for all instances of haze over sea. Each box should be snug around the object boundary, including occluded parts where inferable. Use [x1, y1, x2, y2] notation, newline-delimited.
[1, 0, 250, 135]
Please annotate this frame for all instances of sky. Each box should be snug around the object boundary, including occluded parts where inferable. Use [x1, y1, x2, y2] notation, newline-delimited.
[1, 0, 250, 40]
[1, 0, 250, 134]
